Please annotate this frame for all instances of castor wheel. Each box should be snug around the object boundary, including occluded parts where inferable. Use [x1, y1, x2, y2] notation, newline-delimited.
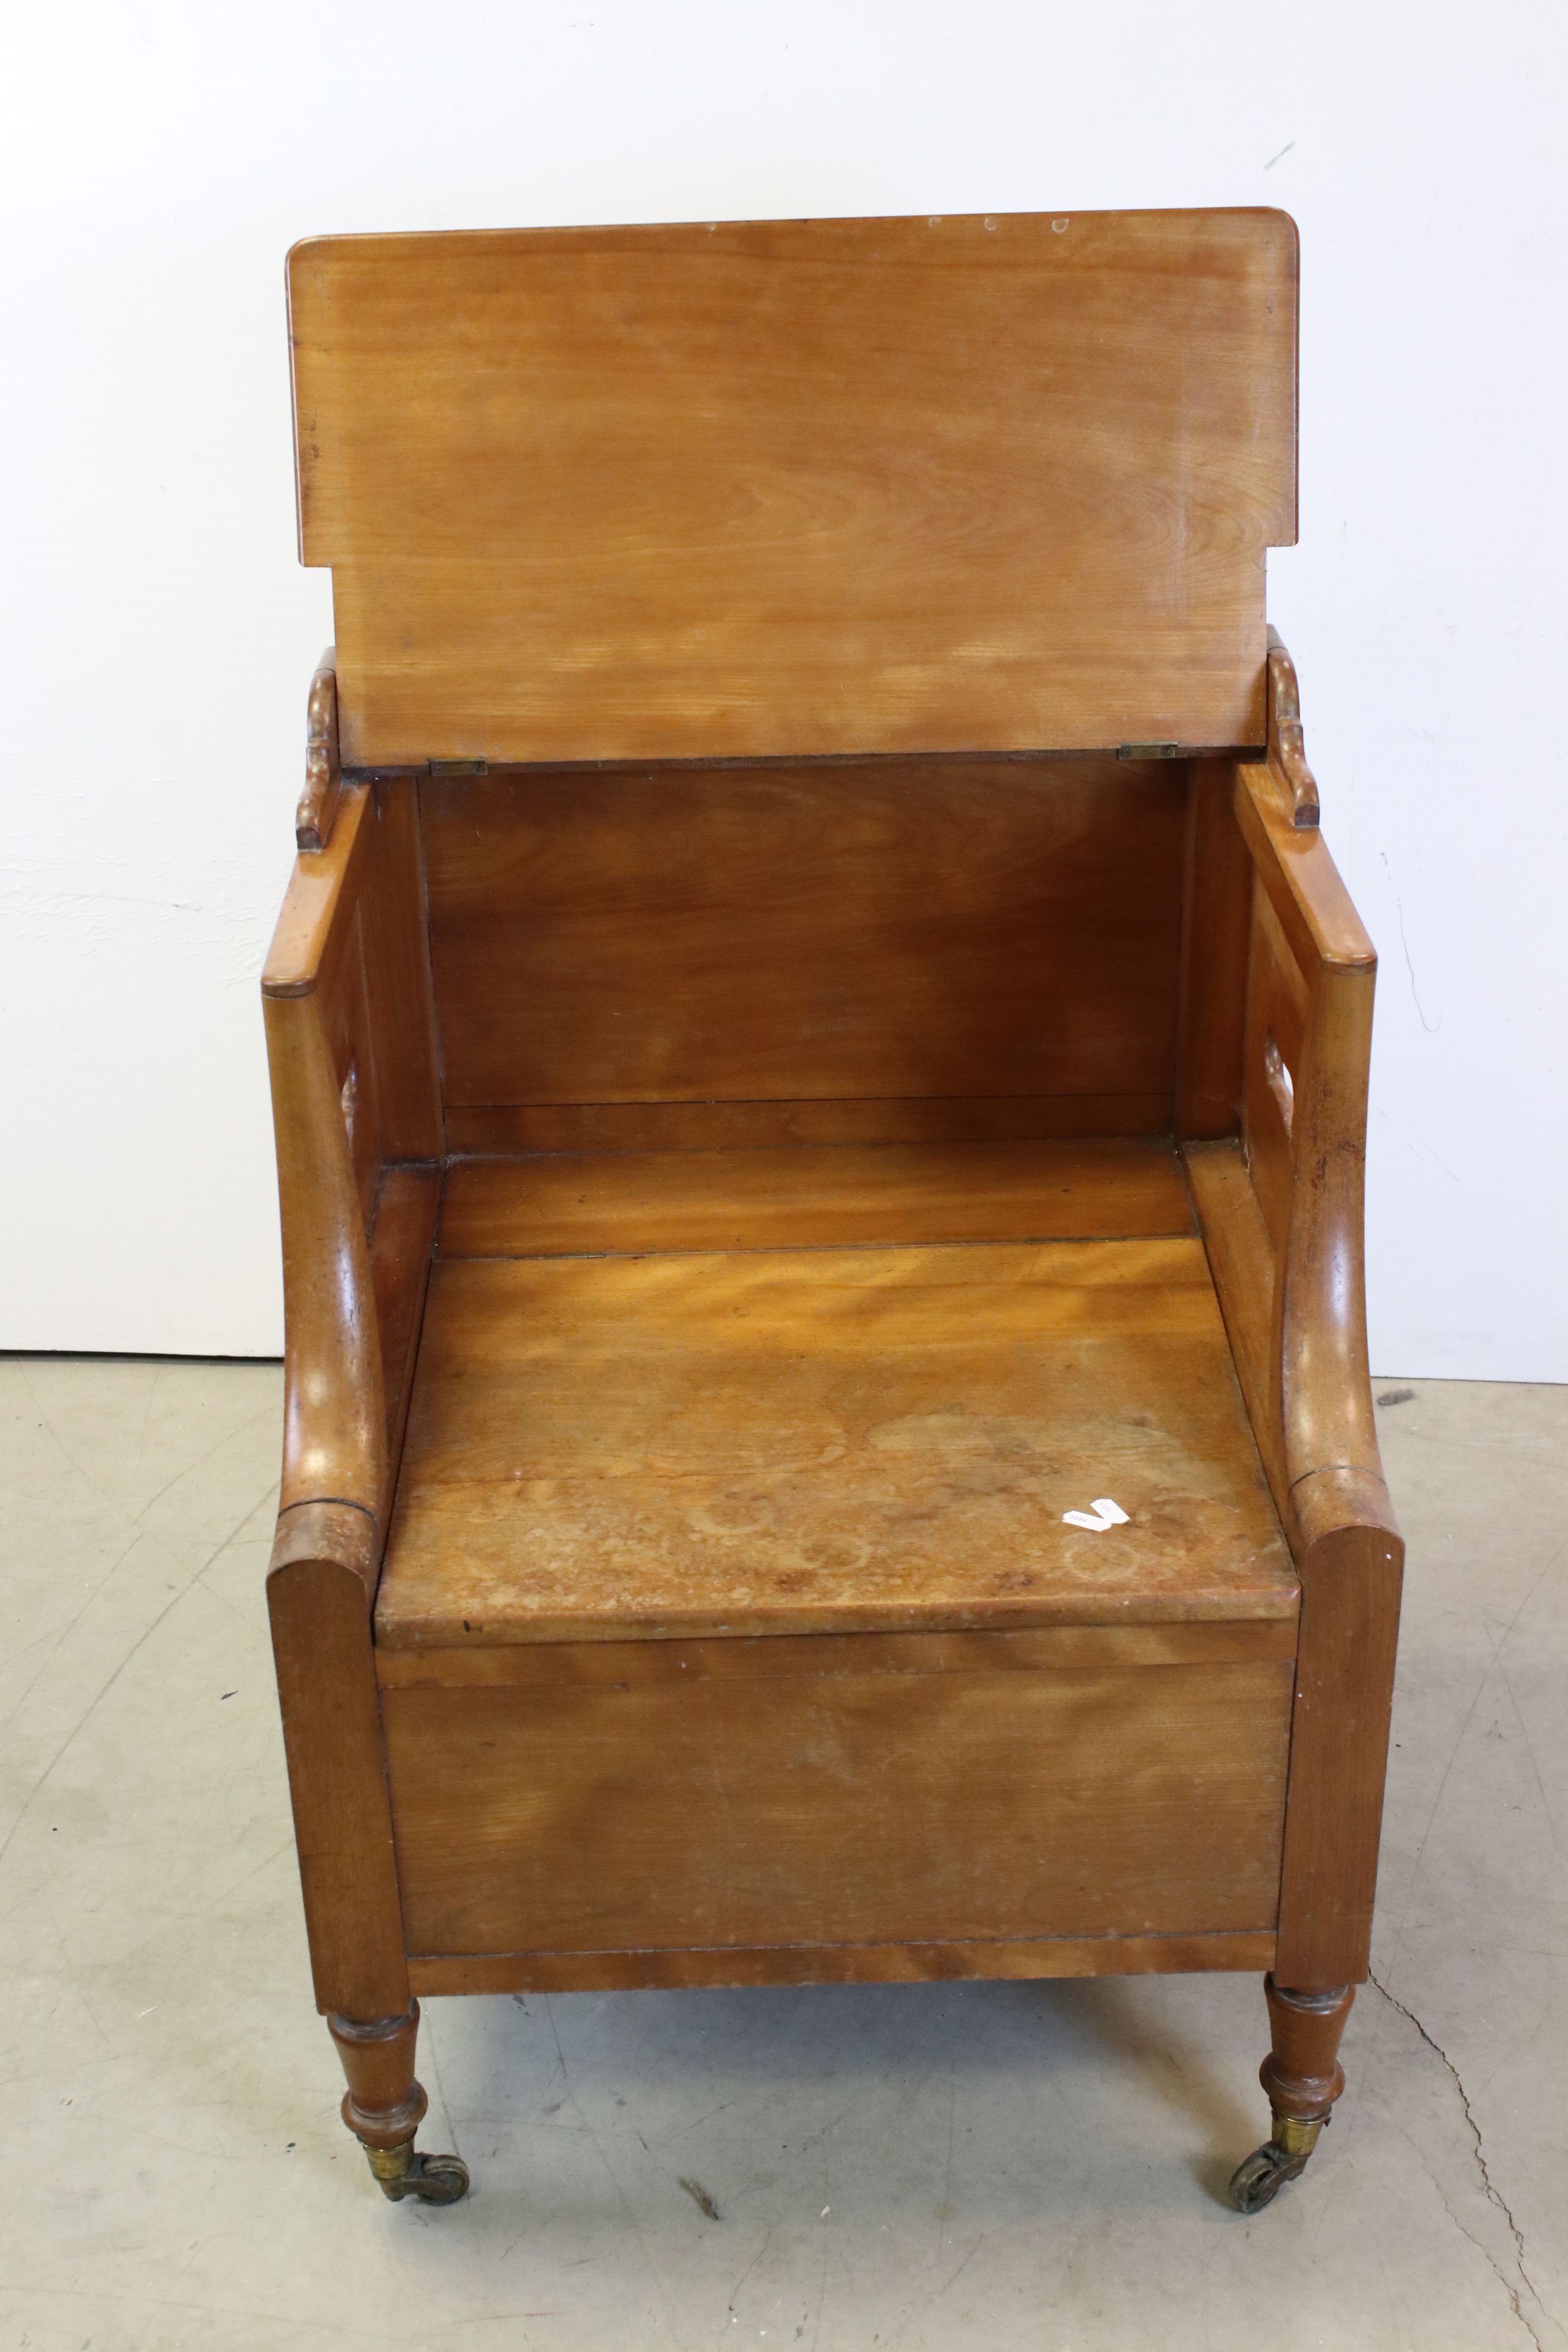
[364, 2142, 471, 2205]
[1229, 2139, 1307, 2212]
[1227, 2112, 1325, 2214]
[328, 2007, 471, 2207]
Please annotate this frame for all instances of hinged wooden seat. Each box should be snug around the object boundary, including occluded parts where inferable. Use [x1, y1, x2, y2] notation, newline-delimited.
[262, 207, 1402, 2219]
[377, 1139, 1295, 1649]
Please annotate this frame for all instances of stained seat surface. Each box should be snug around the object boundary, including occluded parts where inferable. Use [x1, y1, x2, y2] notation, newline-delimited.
[374, 1138, 1297, 1648]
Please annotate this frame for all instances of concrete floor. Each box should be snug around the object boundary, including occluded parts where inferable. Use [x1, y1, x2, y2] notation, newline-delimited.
[1, 1363, 1564, 2352]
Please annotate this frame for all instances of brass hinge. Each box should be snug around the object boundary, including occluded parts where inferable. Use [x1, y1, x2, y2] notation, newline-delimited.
[1116, 742, 1181, 761]
[427, 757, 489, 777]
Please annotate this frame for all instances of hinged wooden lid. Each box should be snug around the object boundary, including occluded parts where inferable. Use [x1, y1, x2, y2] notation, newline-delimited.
[288, 208, 1297, 766]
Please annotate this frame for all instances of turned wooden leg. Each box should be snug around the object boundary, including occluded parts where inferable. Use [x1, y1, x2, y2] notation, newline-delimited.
[1229, 1976, 1354, 2214]
[328, 2002, 469, 2204]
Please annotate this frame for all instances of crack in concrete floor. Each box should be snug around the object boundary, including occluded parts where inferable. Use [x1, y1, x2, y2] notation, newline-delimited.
[1371, 1975, 1554, 2351]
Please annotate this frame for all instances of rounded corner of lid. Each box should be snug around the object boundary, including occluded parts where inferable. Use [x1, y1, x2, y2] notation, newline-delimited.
[286, 231, 334, 271]
[285, 233, 346, 305]
[1256, 206, 1302, 262]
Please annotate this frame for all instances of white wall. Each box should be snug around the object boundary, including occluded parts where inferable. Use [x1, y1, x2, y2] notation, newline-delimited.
[4, 0, 1564, 1375]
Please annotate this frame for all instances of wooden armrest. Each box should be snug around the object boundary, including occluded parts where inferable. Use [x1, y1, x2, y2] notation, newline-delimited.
[1232, 747, 1374, 979]
[262, 703, 443, 1547]
[263, 775, 372, 1000]
[1185, 731, 1397, 1559]
[1231, 760, 1386, 1530]
[261, 661, 440, 2018]
[1185, 731, 1403, 1985]
[263, 783, 387, 1526]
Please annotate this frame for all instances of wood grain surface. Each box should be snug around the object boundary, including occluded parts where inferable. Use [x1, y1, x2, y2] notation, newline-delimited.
[289, 210, 1296, 763]
[354, 780, 443, 1165]
[423, 759, 1187, 1116]
[1274, 1501, 1402, 1985]
[409, 1932, 1279, 1997]
[1175, 757, 1253, 1139]
[263, 978, 387, 1525]
[375, 1230, 1295, 1646]
[1241, 870, 1309, 1258]
[368, 1164, 439, 1483]
[383, 1641, 1292, 1954]
[262, 779, 371, 1004]
[437, 1136, 1194, 1259]
[1182, 1138, 1288, 1519]
[442, 1093, 1173, 1155]
[263, 776, 446, 1530]
[267, 1513, 411, 2019]
[260, 215, 1422, 2045]
[377, 1619, 1297, 1687]
[1181, 762, 1403, 1987]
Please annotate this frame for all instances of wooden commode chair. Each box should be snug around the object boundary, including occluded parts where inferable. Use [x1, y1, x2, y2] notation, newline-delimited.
[262, 208, 1403, 2215]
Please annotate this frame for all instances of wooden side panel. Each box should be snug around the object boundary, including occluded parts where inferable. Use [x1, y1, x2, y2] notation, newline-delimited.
[423, 759, 1187, 1118]
[436, 1137, 1194, 1259]
[411, 1932, 1278, 1996]
[1182, 1138, 1288, 1519]
[1274, 1502, 1403, 1985]
[272, 779, 441, 1233]
[1242, 874, 1311, 1257]
[312, 782, 442, 1220]
[369, 1165, 440, 1477]
[358, 779, 442, 1162]
[290, 209, 1296, 763]
[1176, 758, 1253, 1139]
[318, 895, 384, 1230]
[383, 1648, 1293, 1956]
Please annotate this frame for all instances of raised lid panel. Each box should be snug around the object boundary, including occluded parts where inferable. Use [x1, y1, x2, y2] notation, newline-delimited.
[288, 208, 1298, 764]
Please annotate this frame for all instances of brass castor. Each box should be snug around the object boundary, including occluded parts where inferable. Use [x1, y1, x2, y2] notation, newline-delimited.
[1229, 1977, 1353, 2214]
[364, 2139, 471, 2205]
[1227, 2112, 1325, 2214]
[328, 2005, 470, 2207]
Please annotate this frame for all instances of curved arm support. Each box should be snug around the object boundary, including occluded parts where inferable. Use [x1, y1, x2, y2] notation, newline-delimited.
[1278, 956, 1383, 1516]
[1178, 693, 1404, 1985]
[264, 986, 388, 1523]
[1216, 746, 1404, 1987]
[1229, 759, 1393, 1553]
[263, 783, 387, 1525]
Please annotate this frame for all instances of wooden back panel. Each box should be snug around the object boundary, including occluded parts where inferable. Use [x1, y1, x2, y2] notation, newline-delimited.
[422, 755, 1187, 1144]
[289, 210, 1297, 766]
